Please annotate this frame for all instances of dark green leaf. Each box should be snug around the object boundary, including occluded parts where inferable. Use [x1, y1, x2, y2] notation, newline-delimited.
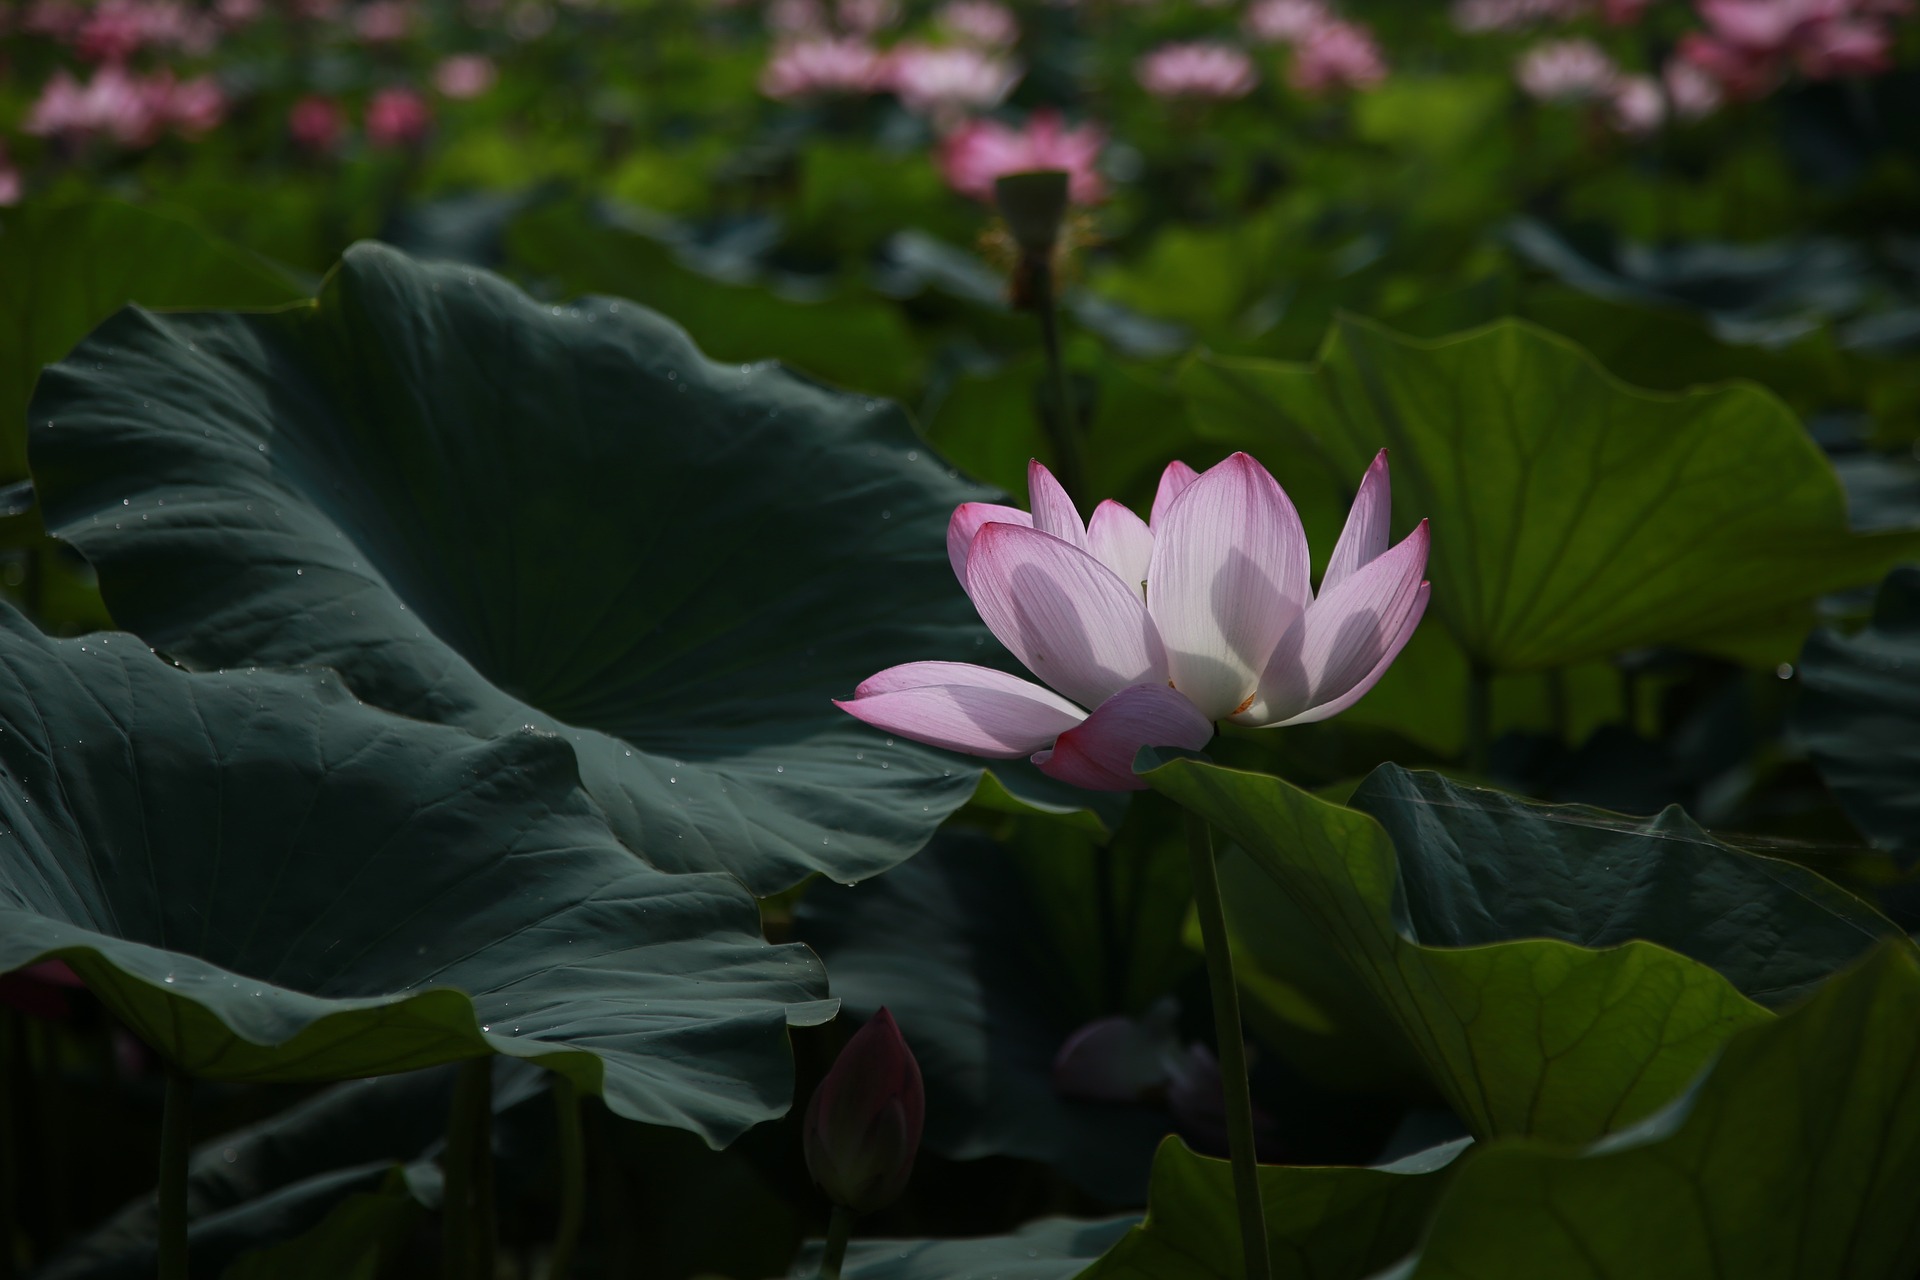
[218, 1165, 429, 1280]
[1794, 564, 1920, 862]
[791, 1216, 1139, 1280]
[1350, 767, 1897, 1006]
[0, 606, 830, 1141]
[1181, 316, 1920, 672]
[1385, 944, 1920, 1280]
[29, 242, 997, 892]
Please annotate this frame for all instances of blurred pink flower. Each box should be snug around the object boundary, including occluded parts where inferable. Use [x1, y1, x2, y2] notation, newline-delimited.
[1794, 15, 1895, 74]
[289, 93, 346, 150]
[1687, 0, 1905, 92]
[1243, 0, 1329, 44]
[365, 85, 432, 146]
[936, 0, 1019, 46]
[835, 0, 899, 32]
[75, 0, 218, 60]
[1607, 73, 1665, 131]
[0, 152, 20, 207]
[1516, 37, 1619, 99]
[760, 36, 888, 99]
[1288, 19, 1387, 93]
[765, 0, 827, 32]
[1601, 0, 1653, 19]
[888, 43, 1021, 119]
[352, 0, 413, 42]
[1664, 54, 1724, 115]
[161, 73, 227, 134]
[1450, 0, 1588, 32]
[26, 66, 162, 145]
[216, 0, 264, 27]
[434, 53, 499, 97]
[22, 0, 86, 39]
[1136, 40, 1259, 100]
[938, 109, 1106, 204]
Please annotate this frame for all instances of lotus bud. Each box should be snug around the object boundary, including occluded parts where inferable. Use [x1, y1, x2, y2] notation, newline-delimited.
[803, 1007, 924, 1214]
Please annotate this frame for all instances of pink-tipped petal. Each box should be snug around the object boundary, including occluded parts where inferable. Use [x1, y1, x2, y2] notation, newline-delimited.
[965, 523, 1170, 710]
[1247, 521, 1430, 726]
[1031, 682, 1213, 791]
[1027, 459, 1088, 550]
[1321, 450, 1391, 596]
[947, 502, 1033, 583]
[1146, 452, 1311, 721]
[1149, 460, 1200, 530]
[837, 662, 1086, 758]
[1086, 500, 1154, 600]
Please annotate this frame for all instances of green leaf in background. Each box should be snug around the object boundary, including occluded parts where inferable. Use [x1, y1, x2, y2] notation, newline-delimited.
[29, 242, 998, 893]
[1381, 944, 1920, 1280]
[218, 1166, 430, 1280]
[37, 1064, 547, 1280]
[1350, 768, 1896, 1006]
[790, 1216, 1139, 1280]
[0, 201, 306, 476]
[1793, 564, 1920, 863]
[794, 832, 1181, 1203]
[1084, 1135, 1469, 1280]
[1144, 757, 1770, 1143]
[0, 607, 830, 1142]
[1182, 316, 1920, 673]
[505, 202, 926, 400]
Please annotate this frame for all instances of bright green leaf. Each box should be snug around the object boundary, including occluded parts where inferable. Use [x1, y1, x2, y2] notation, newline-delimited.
[1181, 316, 1920, 672]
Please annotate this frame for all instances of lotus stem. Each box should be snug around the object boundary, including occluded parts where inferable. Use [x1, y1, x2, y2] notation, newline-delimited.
[1029, 260, 1085, 502]
[1184, 811, 1272, 1280]
[157, 1066, 192, 1280]
[442, 1057, 496, 1280]
[546, 1074, 585, 1280]
[816, 1204, 856, 1280]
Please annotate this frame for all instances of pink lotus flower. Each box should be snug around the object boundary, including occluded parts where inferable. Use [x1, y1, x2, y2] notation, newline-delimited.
[936, 0, 1019, 47]
[26, 66, 163, 145]
[759, 36, 888, 99]
[1136, 41, 1259, 100]
[765, 0, 827, 32]
[887, 43, 1021, 118]
[938, 110, 1106, 204]
[1243, 0, 1329, 45]
[22, 0, 87, 40]
[289, 93, 346, 150]
[1601, 0, 1653, 20]
[1288, 19, 1388, 93]
[1607, 72, 1665, 132]
[352, 0, 413, 41]
[74, 0, 217, 61]
[161, 73, 227, 135]
[835, 0, 899, 32]
[1516, 37, 1620, 100]
[434, 53, 499, 98]
[1663, 55, 1724, 117]
[804, 1007, 924, 1214]
[0, 156, 20, 206]
[1686, 0, 1904, 93]
[365, 85, 432, 146]
[1450, 0, 1587, 33]
[838, 453, 1430, 792]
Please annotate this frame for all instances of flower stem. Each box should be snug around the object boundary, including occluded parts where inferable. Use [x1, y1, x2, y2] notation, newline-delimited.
[441, 1057, 496, 1280]
[157, 1066, 192, 1280]
[1184, 812, 1271, 1280]
[1028, 258, 1085, 501]
[816, 1205, 856, 1280]
[546, 1074, 584, 1279]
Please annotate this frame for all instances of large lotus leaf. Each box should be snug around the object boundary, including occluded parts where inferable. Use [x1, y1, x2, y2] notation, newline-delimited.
[503, 202, 926, 400]
[1143, 757, 1770, 1144]
[793, 832, 1180, 1204]
[790, 1216, 1139, 1280]
[1380, 944, 1920, 1280]
[1083, 1135, 1468, 1280]
[1180, 315, 1920, 673]
[1349, 767, 1896, 1007]
[0, 200, 305, 475]
[28, 241, 998, 893]
[0, 606, 831, 1143]
[220, 1166, 429, 1280]
[1793, 565, 1920, 862]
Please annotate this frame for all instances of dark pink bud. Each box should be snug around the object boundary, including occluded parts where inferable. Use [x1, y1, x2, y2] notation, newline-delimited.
[803, 1007, 924, 1214]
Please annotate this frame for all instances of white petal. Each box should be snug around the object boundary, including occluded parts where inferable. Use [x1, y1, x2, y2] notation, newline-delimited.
[948, 502, 1033, 584]
[1322, 449, 1391, 596]
[1145, 452, 1311, 721]
[837, 661, 1086, 757]
[1027, 459, 1087, 550]
[1149, 460, 1199, 530]
[1086, 500, 1154, 600]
